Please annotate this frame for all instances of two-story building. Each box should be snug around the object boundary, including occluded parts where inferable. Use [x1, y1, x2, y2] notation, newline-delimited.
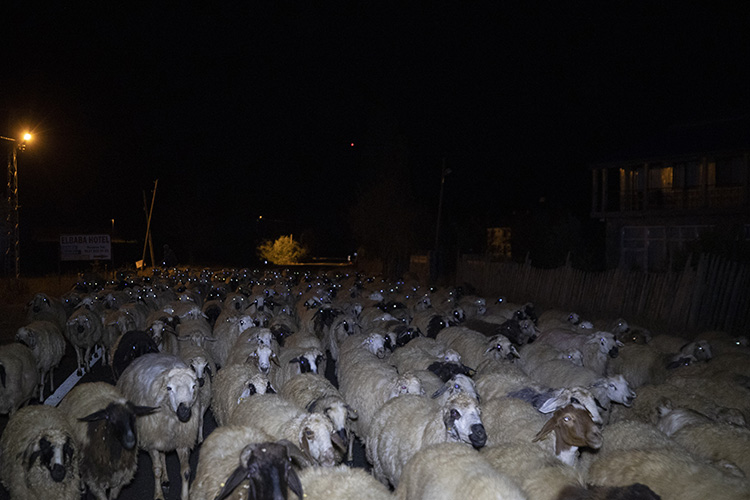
[591, 116, 750, 270]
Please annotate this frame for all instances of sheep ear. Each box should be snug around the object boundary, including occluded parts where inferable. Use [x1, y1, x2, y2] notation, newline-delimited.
[285, 461, 304, 499]
[133, 405, 160, 417]
[431, 385, 448, 399]
[330, 429, 347, 453]
[299, 428, 314, 463]
[0, 365, 5, 388]
[345, 405, 358, 420]
[271, 354, 281, 367]
[266, 382, 276, 394]
[214, 463, 252, 500]
[278, 439, 312, 469]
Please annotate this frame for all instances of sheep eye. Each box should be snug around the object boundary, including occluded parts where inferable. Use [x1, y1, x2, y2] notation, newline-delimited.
[167, 386, 173, 391]
[563, 416, 571, 422]
[454, 384, 460, 389]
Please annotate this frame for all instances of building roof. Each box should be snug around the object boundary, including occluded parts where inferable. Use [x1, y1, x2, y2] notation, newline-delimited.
[593, 115, 750, 167]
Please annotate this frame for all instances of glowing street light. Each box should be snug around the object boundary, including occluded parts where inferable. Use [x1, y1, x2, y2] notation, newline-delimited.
[0, 132, 32, 278]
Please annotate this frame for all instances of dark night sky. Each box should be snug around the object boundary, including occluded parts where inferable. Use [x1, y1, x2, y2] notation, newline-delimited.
[2, 3, 750, 267]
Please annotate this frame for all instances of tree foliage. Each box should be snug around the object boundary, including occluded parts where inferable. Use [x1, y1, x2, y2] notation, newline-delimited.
[257, 235, 308, 265]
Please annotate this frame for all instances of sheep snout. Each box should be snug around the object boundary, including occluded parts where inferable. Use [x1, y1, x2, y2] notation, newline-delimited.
[469, 423, 487, 449]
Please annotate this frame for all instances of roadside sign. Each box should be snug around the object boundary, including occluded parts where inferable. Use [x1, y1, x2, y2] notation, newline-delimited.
[60, 234, 112, 261]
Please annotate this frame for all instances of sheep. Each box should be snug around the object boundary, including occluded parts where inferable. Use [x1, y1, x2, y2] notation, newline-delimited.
[520, 341, 585, 375]
[464, 316, 539, 346]
[608, 382, 722, 426]
[396, 442, 526, 500]
[115, 353, 200, 500]
[174, 315, 213, 347]
[102, 308, 139, 366]
[481, 442, 586, 500]
[178, 342, 216, 443]
[268, 311, 299, 346]
[337, 334, 424, 439]
[147, 317, 180, 356]
[366, 392, 487, 487]
[526, 356, 636, 423]
[410, 309, 452, 338]
[192, 427, 309, 500]
[436, 326, 519, 369]
[284, 328, 325, 350]
[64, 306, 104, 375]
[656, 400, 750, 477]
[695, 330, 748, 356]
[273, 346, 326, 389]
[227, 393, 346, 467]
[208, 314, 256, 367]
[0, 342, 39, 414]
[322, 310, 362, 364]
[388, 336, 466, 376]
[471, 360, 605, 426]
[211, 364, 276, 426]
[57, 382, 157, 500]
[536, 329, 623, 376]
[25, 292, 68, 332]
[0, 404, 80, 500]
[15, 320, 66, 401]
[297, 465, 395, 500]
[280, 373, 358, 462]
[480, 396, 602, 466]
[587, 448, 750, 500]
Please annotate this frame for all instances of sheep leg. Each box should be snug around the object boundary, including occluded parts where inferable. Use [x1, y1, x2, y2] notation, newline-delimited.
[177, 447, 191, 500]
[346, 431, 354, 465]
[149, 449, 166, 500]
[75, 346, 85, 376]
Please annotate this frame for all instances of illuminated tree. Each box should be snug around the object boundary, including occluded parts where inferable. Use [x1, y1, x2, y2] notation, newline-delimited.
[257, 235, 308, 265]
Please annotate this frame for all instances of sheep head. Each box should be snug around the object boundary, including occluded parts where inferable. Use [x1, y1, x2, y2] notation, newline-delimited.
[23, 431, 76, 484]
[297, 413, 343, 466]
[484, 334, 519, 361]
[79, 401, 158, 450]
[442, 392, 486, 449]
[586, 331, 623, 358]
[214, 441, 304, 500]
[162, 367, 198, 423]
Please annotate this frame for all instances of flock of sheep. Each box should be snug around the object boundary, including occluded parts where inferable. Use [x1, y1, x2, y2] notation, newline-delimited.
[0, 267, 749, 500]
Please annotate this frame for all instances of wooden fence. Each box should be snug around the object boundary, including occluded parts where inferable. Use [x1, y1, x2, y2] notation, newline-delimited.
[456, 254, 750, 337]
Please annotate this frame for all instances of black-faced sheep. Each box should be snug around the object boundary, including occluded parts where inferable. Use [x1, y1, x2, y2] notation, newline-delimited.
[25, 292, 68, 333]
[0, 404, 79, 500]
[190, 425, 310, 500]
[57, 381, 157, 500]
[110, 330, 160, 381]
[115, 353, 200, 500]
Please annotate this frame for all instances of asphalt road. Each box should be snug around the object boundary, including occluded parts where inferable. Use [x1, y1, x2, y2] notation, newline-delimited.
[0, 343, 369, 500]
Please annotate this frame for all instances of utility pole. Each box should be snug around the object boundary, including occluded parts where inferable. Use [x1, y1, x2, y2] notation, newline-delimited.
[142, 180, 158, 268]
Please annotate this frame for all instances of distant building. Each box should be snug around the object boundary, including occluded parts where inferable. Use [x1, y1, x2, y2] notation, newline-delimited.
[591, 116, 750, 270]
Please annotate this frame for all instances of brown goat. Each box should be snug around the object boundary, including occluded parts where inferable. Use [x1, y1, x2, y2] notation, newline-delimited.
[533, 404, 602, 465]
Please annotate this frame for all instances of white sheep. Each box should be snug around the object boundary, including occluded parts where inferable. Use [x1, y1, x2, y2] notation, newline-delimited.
[273, 346, 326, 389]
[0, 342, 39, 414]
[211, 364, 276, 426]
[396, 442, 526, 500]
[174, 315, 213, 347]
[535, 329, 623, 376]
[65, 306, 104, 375]
[102, 308, 139, 365]
[15, 320, 66, 401]
[57, 381, 157, 500]
[587, 447, 750, 500]
[25, 292, 68, 332]
[436, 326, 519, 369]
[227, 393, 345, 466]
[366, 392, 487, 487]
[178, 342, 216, 443]
[337, 334, 423, 439]
[0, 404, 80, 500]
[388, 336, 461, 372]
[481, 442, 585, 500]
[519, 340, 585, 375]
[656, 400, 750, 477]
[190, 424, 309, 500]
[322, 310, 362, 364]
[297, 464, 395, 500]
[280, 373, 358, 462]
[115, 353, 200, 500]
[208, 314, 256, 367]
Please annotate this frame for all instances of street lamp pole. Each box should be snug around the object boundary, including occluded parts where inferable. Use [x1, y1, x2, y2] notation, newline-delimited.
[1, 133, 29, 279]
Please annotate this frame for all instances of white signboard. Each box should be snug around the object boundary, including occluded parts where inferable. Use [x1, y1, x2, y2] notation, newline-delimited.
[60, 234, 112, 261]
